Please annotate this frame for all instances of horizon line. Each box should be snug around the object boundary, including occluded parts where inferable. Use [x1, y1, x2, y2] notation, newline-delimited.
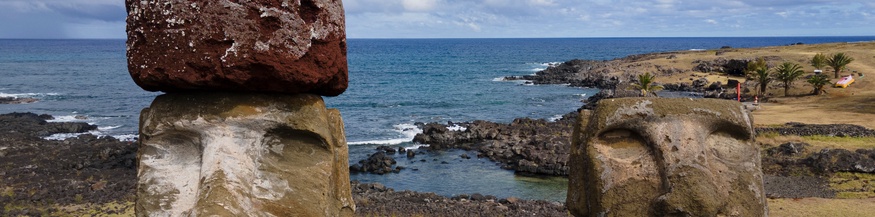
[2, 35, 874, 40]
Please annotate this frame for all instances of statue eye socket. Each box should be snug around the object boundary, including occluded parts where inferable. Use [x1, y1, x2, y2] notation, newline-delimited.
[707, 131, 752, 162]
[596, 129, 650, 160]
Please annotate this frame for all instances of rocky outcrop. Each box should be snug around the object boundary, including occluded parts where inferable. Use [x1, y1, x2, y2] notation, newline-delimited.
[504, 59, 621, 89]
[349, 151, 403, 175]
[0, 112, 96, 138]
[0, 113, 136, 216]
[0, 97, 38, 104]
[125, 0, 348, 96]
[137, 93, 354, 216]
[413, 117, 574, 176]
[764, 141, 875, 175]
[807, 149, 875, 173]
[568, 98, 766, 217]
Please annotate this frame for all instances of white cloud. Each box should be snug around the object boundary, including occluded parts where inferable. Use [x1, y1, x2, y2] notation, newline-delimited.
[402, 0, 439, 12]
[527, 0, 557, 6]
[2, 0, 875, 38]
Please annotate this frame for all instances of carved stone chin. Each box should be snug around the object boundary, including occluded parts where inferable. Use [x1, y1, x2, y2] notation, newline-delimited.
[136, 92, 353, 217]
[568, 98, 767, 217]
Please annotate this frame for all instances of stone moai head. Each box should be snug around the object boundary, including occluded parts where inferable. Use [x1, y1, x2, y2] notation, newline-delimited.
[136, 93, 354, 216]
[567, 98, 766, 217]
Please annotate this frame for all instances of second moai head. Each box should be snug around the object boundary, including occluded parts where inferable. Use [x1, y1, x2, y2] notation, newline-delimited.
[567, 98, 767, 217]
[136, 93, 354, 216]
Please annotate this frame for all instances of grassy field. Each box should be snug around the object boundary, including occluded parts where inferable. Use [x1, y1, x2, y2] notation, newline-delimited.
[625, 41, 875, 216]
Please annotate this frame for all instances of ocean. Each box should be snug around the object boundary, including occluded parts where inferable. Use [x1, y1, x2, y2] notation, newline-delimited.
[2, 36, 874, 201]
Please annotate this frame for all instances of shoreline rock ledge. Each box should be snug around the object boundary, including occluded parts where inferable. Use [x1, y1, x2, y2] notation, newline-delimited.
[125, 0, 348, 96]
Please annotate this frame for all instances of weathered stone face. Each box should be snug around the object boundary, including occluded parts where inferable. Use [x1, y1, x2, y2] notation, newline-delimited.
[125, 0, 347, 96]
[136, 92, 353, 216]
[567, 98, 766, 217]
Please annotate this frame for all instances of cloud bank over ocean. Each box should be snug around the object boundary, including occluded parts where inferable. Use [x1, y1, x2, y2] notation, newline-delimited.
[0, 0, 873, 39]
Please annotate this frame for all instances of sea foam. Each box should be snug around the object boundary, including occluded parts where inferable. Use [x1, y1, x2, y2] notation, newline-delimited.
[0, 92, 59, 98]
[43, 130, 138, 142]
[347, 123, 422, 146]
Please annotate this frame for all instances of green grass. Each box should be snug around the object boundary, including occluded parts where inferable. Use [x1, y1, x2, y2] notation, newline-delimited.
[830, 172, 875, 199]
[1, 187, 14, 198]
[802, 135, 875, 150]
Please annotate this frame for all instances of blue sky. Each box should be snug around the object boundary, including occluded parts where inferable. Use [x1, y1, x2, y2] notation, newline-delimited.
[0, 0, 873, 39]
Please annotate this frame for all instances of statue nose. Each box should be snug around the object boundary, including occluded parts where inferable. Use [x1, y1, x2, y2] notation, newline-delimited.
[652, 166, 723, 216]
[648, 130, 723, 216]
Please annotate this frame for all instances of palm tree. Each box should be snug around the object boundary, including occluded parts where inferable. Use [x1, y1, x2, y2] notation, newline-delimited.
[806, 74, 831, 95]
[826, 53, 854, 78]
[810, 53, 827, 70]
[629, 72, 663, 97]
[746, 58, 771, 97]
[773, 62, 806, 96]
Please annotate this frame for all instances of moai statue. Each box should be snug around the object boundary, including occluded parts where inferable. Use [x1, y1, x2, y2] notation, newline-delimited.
[137, 93, 353, 216]
[125, 0, 353, 216]
[567, 98, 767, 217]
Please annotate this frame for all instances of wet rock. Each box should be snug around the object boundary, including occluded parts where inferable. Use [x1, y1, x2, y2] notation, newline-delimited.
[503, 59, 620, 89]
[0, 97, 38, 104]
[350, 151, 398, 175]
[414, 117, 573, 176]
[0, 114, 138, 216]
[0, 112, 97, 138]
[377, 145, 397, 154]
[470, 193, 486, 201]
[125, 0, 348, 96]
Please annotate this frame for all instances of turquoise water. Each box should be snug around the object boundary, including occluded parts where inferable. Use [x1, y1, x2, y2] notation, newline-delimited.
[2, 37, 874, 201]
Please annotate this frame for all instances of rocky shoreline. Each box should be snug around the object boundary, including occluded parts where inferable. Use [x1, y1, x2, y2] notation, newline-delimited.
[503, 53, 767, 102]
[0, 113, 571, 216]
[0, 96, 39, 104]
[412, 116, 575, 176]
[3, 108, 875, 215]
[406, 118, 875, 175]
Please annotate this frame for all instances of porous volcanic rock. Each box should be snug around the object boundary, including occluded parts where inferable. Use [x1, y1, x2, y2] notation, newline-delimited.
[414, 117, 575, 176]
[349, 151, 402, 175]
[126, 0, 347, 96]
[756, 122, 875, 137]
[0, 97, 38, 104]
[352, 182, 568, 217]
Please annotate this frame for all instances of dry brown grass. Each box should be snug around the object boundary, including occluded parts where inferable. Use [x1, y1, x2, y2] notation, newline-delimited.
[768, 198, 875, 217]
[617, 41, 875, 129]
[757, 135, 875, 151]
